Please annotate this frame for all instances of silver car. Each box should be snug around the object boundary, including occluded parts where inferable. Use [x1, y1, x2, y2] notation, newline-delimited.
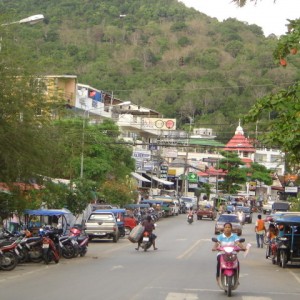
[214, 213, 243, 236]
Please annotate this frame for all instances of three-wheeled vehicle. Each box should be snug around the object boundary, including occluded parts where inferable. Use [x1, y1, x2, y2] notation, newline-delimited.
[273, 213, 300, 268]
[24, 209, 75, 235]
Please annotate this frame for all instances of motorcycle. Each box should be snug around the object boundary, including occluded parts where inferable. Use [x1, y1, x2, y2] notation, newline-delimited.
[212, 237, 245, 297]
[0, 240, 19, 271]
[187, 215, 193, 224]
[39, 228, 60, 265]
[69, 227, 89, 257]
[140, 231, 153, 252]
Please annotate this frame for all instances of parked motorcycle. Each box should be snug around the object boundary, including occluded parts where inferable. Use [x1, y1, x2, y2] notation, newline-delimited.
[0, 240, 19, 271]
[212, 237, 245, 297]
[69, 227, 89, 257]
[39, 228, 60, 265]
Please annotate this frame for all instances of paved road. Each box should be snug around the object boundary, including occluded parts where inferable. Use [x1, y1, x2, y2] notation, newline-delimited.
[1, 212, 300, 300]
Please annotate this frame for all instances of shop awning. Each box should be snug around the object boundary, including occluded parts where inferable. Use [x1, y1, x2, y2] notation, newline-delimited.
[147, 174, 174, 186]
[131, 172, 151, 183]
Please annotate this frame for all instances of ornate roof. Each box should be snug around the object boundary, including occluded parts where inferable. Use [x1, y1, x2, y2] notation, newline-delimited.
[224, 122, 255, 153]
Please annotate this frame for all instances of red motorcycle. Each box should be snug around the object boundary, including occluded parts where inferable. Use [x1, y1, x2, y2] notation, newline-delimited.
[39, 228, 60, 265]
[212, 237, 245, 297]
[0, 240, 19, 271]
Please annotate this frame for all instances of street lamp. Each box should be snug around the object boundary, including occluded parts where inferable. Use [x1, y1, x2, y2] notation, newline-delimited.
[80, 101, 131, 178]
[1, 14, 45, 26]
[1, 14, 44, 52]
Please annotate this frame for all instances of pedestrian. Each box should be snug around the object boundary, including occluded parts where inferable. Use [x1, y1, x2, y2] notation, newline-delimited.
[255, 214, 266, 248]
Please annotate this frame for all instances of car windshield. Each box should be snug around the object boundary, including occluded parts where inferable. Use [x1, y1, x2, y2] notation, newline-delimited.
[241, 207, 250, 213]
[181, 198, 193, 203]
[217, 215, 239, 223]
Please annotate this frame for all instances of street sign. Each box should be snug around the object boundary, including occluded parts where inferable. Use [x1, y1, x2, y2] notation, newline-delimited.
[188, 173, 198, 183]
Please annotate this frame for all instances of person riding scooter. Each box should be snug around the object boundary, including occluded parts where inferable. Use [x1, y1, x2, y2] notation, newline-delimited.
[135, 215, 158, 251]
[212, 222, 245, 281]
[187, 209, 194, 223]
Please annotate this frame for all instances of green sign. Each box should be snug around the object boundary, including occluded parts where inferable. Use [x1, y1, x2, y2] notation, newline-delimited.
[188, 173, 198, 183]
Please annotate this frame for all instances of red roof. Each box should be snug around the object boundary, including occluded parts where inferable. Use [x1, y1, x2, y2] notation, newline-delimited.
[224, 133, 255, 152]
[206, 166, 227, 176]
[197, 171, 209, 177]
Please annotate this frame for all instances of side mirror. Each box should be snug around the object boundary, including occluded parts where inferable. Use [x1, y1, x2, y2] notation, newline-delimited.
[212, 237, 218, 243]
[239, 238, 245, 243]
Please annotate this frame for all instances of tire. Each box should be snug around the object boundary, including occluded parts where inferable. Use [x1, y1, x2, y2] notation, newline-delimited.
[62, 244, 76, 259]
[29, 247, 44, 263]
[226, 276, 232, 297]
[280, 250, 287, 268]
[0, 252, 18, 271]
[113, 234, 118, 243]
[43, 250, 50, 265]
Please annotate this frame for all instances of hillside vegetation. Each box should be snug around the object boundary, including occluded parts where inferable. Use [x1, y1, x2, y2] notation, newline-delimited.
[1, 0, 299, 142]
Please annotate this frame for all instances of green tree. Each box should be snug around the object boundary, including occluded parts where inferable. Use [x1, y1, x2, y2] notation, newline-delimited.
[218, 151, 248, 194]
[247, 162, 273, 186]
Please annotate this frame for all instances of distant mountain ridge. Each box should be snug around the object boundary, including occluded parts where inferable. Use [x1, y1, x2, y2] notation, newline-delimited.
[1, 0, 299, 142]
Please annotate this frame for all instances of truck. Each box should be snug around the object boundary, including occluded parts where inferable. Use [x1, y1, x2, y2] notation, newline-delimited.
[84, 210, 120, 242]
[196, 200, 217, 220]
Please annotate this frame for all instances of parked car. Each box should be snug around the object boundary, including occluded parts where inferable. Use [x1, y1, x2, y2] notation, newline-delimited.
[84, 211, 120, 242]
[214, 213, 243, 236]
[240, 206, 253, 224]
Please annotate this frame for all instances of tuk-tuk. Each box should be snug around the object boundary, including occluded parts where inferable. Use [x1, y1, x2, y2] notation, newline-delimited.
[93, 208, 126, 237]
[24, 209, 74, 235]
[274, 213, 300, 268]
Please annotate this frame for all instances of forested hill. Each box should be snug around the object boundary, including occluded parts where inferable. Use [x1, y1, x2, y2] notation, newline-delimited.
[1, 0, 299, 142]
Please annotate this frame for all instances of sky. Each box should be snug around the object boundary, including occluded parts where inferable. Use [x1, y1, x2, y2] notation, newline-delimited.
[179, 0, 300, 36]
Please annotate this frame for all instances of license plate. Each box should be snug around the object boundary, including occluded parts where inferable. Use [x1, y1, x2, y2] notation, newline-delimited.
[42, 244, 49, 248]
[203, 215, 207, 217]
[95, 233, 105, 235]
[143, 237, 149, 242]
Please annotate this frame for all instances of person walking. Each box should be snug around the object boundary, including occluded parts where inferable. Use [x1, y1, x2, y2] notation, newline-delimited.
[255, 214, 266, 248]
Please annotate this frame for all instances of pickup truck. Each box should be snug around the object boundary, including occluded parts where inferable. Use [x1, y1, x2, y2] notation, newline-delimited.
[262, 202, 274, 214]
[84, 211, 120, 242]
[196, 204, 217, 220]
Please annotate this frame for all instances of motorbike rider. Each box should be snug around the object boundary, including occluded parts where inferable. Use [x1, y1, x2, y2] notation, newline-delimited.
[187, 209, 194, 220]
[135, 215, 158, 251]
[212, 222, 245, 281]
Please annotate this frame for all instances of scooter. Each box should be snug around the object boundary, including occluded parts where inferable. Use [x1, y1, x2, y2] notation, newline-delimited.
[212, 237, 245, 297]
[69, 227, 89, 257]
[187, 215, 193, 224]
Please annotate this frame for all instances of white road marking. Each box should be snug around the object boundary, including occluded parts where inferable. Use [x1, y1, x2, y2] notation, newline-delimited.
[166, 292, 198, 300]
[177, 239, 210, 259]
[242, 297, 272, 300]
